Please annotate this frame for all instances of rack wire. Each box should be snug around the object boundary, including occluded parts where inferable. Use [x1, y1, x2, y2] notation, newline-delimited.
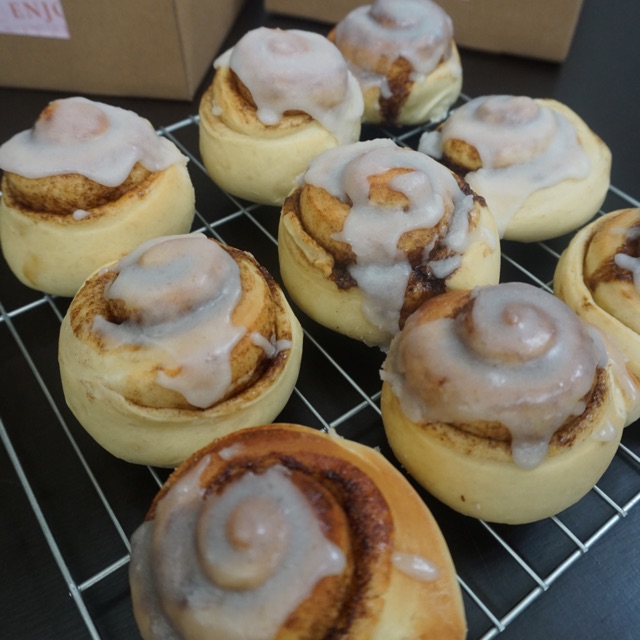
[1, 101, 640, 639]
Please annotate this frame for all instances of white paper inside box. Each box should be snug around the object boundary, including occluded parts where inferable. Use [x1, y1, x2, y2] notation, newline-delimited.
[264, 0, 585, 62]
[0, 0, 246, 100]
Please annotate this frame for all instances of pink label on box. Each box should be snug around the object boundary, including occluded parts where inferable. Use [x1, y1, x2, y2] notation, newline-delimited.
[0, 0, 69, 38]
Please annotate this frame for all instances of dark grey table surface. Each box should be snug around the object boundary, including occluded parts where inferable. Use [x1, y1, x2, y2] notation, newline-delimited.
[1, 1, 639, 638]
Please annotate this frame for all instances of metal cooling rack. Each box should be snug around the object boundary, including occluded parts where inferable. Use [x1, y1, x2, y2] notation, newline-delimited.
[2, 100, 640, 639]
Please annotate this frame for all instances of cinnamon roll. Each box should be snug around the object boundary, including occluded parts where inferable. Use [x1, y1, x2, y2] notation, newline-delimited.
[198, 27, 364, 206]
[278, 138, 500, 348]
[554, 208, 640, 379]
[419, 95, 611, 242]
[380, 282, 640, 524]
[58, 234, 303, 468]
[329, 0, 462, 126]
[129, 423, 466, 639]
[0, 97, 195, 297]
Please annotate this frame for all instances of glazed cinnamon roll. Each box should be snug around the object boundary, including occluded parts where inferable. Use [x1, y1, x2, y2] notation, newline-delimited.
[419, 95, 611, 242]
[58, 234, 303, 468]
[198, 27, 364, 206]
[278, 138, 500, 348]
[129, 423, 466, 640]
[329, 0, 462, 126]
[554, 208, 640, 379]
[0, 97, 195, 297]
[380, 282, 640, 524]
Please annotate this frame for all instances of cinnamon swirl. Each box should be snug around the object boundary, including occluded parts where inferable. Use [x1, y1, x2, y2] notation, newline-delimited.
[278, 138, 500, 348]
[554, 208, 640, 379]
[58, 234, 302, 468]
[329, 0, 462, 127]
[0, 97, 195, 297]
[380, 282, 640, 524]
[129, 423, 466, 639]
[419, 95, 611, 241]
[198, 27, 364, 206]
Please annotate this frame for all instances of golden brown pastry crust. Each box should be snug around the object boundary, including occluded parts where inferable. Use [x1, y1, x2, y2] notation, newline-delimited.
[198, 40, 362, 206]
[278, 144, 500, 347]
[554, 208, 640, 379]
[130, 423, 467, 639]
[380, 285, 639, 524]
[328, 1, 462, 126]
[0, 98, 196, 297]
[0, 163, 195, 297]
[424, 98, 611, 242]
[58, 237, 303, 468]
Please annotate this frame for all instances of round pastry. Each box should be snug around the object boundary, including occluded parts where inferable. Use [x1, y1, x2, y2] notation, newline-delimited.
[380, 282, 640, 524]
[58, 233, 303, 468]
[0, 96, 195, 297]
[278, 138, 501, 348]
[329, 0, 462, 126]
[554, 208, 640, 379]
[129, 423, 467, 639]
[419, 95, 611, 242]
[198, 27, 364, 206]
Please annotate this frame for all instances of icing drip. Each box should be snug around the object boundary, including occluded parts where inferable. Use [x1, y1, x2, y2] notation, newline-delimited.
[392, 552, 439, 581]
[215, 27, 363, 145]
[419, 95, 591, 236]
[0, 96, 186, 186]
[249, 332, 291, 358]
[72, 209, 91, 221]
[92, 234, 246, 409]
[334, 0, 454, 87]
[217, 443, 245, 461]
[587, 323, 640, 419]
[382, 282, 601, 469]
[615, 253, 640, 291]
[129, 459, 345, 640]
[591, 420, 618, 443]
[304, 139, 473, 336]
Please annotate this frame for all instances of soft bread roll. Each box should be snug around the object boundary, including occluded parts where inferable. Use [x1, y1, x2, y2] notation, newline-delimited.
[0, 97, 195, 297]
[199, 27, 363, 206]
[554, 208, 640, 379]
[419, 95, 611, 242]
[58, 234, 303, 468]
[278, 138, 500, 348]
[329, 0, 462, 126]
[380, 282, 640, 524]
[129, 423, 467, 640]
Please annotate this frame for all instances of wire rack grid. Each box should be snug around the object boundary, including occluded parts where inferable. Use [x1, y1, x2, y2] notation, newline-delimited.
[1, 99, 640, 639]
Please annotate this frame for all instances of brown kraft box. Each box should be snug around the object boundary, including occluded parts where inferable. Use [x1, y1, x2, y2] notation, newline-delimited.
[0, 0, 247, 100]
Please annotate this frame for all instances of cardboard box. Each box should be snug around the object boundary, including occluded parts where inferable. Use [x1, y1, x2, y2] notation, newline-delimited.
[264, 0, 584, 62]
[0, 0, 247, 100]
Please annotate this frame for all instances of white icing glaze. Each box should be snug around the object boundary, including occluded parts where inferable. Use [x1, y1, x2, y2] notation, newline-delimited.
[217, 443, 245, 461]
[304, 139, 474, 336]
[419, 96, 591, 236]
[214, 27, 363, 145]
[382, 282, 602, 469]
[72, 209, 91, 221]
[392, 552, 439, 582]
[588, 323, 640, 418]
[0, 97, 186, 186]
[248, 332, 291, 359]
[591, 420, 618, 443]
[129, 459, 345, 640]
[615, 253, 640, 291]
[92, 234, 246, 409]
[334, 0, 454, 88]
